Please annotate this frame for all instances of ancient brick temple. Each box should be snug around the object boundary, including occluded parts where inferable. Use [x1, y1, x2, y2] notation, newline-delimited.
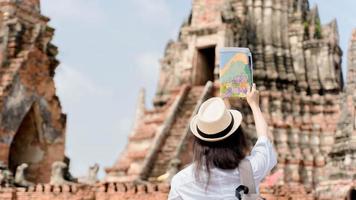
[106, 0, 356, 199]
[0, 0, 66, 183]
[0, 0, 355, 200]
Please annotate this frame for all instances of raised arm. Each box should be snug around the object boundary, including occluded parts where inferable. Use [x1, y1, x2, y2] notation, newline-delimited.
[245, 84, 277, 182]
[246, 84, 273, 141]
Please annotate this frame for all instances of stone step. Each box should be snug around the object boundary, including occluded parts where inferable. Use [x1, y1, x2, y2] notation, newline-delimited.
[171, 124, 185, 129]
[163, 144, 179, 150]
[148, 88, 204, 178]
[183, 101, 196, 106]
[162, 138, 180, 146]
[171, 124, 187, 129]
[170, 133, 183, 138]
[161, 148, 175, 153]
[170, 129, 184, 134]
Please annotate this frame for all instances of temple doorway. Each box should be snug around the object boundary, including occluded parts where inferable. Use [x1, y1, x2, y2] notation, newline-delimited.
[8, 104, 44, 182]
[193, 46, 216, 85]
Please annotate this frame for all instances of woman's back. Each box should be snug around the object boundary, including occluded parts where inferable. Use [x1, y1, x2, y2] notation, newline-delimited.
[168, 85, 277, 199]
[170, 164, 240, 200]
[169, 136, 277, 200]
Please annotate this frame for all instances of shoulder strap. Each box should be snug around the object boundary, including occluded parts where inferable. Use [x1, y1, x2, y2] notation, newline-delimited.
[238, 159, 257, 194]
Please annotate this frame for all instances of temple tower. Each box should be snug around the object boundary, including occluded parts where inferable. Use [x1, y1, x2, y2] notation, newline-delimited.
[108, 0, 349, 199]
[316, 29, 356, 200]
[0, 0, 66, 183]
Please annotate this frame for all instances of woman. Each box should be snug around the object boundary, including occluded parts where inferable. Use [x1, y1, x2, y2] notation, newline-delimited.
[168, 84, 277, 199]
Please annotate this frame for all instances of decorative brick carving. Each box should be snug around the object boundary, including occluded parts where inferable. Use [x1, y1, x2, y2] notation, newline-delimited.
[0, 0, 66, 183]
[108, 1, 355, 199]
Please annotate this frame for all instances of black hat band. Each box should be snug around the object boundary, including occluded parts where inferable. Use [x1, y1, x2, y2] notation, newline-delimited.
[196, 112, 234, 139]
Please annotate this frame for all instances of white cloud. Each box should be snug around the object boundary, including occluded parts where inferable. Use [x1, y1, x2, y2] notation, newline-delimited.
[54, 64, 114, 105]
[41, 0, 107, 24]
[132, 0, 172, 24]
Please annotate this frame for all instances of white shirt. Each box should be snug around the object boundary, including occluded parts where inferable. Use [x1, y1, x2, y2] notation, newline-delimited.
[168, 136, 277, 200]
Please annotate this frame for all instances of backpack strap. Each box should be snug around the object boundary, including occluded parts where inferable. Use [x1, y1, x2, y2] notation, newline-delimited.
[238, 159, 257, 194]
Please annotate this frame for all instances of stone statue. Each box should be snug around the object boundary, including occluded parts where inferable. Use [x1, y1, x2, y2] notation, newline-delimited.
[1, 170, 14, 187]
[0, 162, 14, 187]
[156, 158, 180, 182]
[78, 163, 99, 185]
[0, 169, 4, 185]
[14, 163, 34, 187]
[87, 163, 99, 184]
[0, 162, 6, 185]
[63, 156, 77, 182]
[50, 161, 72, 185]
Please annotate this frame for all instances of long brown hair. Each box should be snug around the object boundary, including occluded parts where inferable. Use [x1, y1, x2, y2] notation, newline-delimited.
[193, 127, 249, 188]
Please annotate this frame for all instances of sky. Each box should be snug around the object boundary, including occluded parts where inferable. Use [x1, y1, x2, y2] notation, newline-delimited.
[40, 0, 355, 178]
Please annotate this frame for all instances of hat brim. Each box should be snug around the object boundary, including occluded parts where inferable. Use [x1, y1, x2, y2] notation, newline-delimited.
[190, 109, 243, 142]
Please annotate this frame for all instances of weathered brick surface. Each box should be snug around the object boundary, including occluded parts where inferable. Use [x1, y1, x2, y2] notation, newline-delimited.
[0, 0, 355, 199]
[3, 182, 346, 200]
[107, 0, 356, 199]
[105, 86, 184, 182]
[0, 183, 169, 200]
[147, 86, 205, 180]
[0, 0, 65, 183]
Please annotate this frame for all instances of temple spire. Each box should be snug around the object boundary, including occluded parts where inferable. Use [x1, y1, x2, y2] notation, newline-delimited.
[0, 0, 40, 12]
[307, 5, 321, 39]
[131, 88, 146, 134]
[347, 29, 356, 91]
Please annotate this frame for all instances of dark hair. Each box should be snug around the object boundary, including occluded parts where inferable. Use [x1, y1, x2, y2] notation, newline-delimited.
[345, 188, 356, 200]
[193, 127, 249, 189]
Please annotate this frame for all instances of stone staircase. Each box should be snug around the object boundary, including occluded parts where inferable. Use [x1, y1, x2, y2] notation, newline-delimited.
[148, 86, 204, 180]
[106, 103, 172, 181]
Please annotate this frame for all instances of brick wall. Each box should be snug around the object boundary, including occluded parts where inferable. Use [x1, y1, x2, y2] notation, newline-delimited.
[0, 183, 169, 200]
[0, 181, 352, 199]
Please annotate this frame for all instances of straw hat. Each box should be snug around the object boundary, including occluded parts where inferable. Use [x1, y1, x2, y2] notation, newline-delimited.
[190, 97, 243, 142]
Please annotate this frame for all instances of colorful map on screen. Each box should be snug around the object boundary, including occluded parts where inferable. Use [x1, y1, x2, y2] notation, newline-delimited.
[220, 49, 253, 98]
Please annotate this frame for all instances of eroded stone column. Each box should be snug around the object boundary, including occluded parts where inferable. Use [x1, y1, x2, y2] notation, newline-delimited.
[300, 93, 313, 188]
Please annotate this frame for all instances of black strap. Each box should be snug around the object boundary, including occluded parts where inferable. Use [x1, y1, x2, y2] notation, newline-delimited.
[235, 185, 249, 199]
